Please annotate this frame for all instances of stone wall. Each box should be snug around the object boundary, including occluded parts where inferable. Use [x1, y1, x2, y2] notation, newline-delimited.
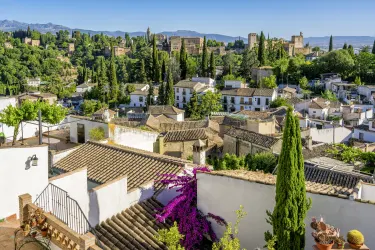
[223, 134, 281, 156]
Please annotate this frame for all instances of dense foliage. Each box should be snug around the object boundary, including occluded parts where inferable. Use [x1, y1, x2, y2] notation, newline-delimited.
[266, 107, 311, 249]
[156, 167, 221, 249]
[155, 222, 185, 250]
[89, 127, 106, 141]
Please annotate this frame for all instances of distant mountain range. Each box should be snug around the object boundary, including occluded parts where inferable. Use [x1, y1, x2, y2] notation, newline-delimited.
[1, 19, 375, 48]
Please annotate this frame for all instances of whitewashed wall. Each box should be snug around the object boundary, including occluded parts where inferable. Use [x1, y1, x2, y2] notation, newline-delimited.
[309, 127, 352, 144]
[0, 145, 49, 219]
[197, 173, 375, 250]
[68, 117, 109, 143]
[49, 168, 89, 218]
[88, 176, 128, 226]
[360, 184, 375, 202]
[127, 181, 154, 207]
[0, 97, 16, 112]
[353, 128, 375, 142]
[109, 125, 159, 152]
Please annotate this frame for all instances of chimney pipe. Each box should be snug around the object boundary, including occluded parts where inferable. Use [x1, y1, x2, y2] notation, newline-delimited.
[38, 109, 42, 145]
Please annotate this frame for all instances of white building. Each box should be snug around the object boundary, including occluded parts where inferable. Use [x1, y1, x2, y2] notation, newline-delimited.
[192, 77, 215, 87]
[148, 105, 185, 121]
[224, 80, 247, 89]
[26, 77, 41, 88]
[358, 85, 375, 104]
[76, 83, 96, 94]
[174, 80, 215, 109]
[126, 84, 158, 108]
[0, 96, 17, 112]
[353, 120, 375, 142]
[221, 88, 277, 112]
[308, 100, 330, 120]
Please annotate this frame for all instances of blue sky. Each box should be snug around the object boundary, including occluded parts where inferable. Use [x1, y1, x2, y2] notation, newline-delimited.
[1, 0, 375, 38]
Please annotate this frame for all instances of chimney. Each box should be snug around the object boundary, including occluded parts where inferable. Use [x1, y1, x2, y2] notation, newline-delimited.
[193, 139, 207, 165]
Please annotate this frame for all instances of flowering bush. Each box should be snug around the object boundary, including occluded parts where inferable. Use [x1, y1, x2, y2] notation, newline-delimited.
[156, 167, 223, 249]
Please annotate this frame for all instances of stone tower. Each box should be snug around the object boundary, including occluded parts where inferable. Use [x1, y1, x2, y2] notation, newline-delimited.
[193, 139, 207, 165]
[248, 33, 257, 50]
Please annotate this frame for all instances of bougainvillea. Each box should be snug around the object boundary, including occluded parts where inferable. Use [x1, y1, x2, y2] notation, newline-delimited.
[156, 167, 224, 249]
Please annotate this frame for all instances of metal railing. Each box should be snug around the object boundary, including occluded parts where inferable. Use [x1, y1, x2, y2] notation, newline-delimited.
[34, 184, 103, 248]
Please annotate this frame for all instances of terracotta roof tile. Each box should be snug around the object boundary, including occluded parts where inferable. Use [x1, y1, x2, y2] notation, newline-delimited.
[96, 197, 170, 250]
[159, 120, 208, 133]
[309, 100, 329, 109]
[164, 128, 208, 142]
[204, 170, 373, 199]
[148, 105, 184, 115]
[225, 127, 280, 149]
[54, 142, 187, 190]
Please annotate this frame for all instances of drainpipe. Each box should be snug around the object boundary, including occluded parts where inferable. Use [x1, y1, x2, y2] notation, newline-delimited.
[38, 109, 43, 145]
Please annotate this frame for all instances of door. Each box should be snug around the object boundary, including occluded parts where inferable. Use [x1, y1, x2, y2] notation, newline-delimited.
[77, 123, 85, 143]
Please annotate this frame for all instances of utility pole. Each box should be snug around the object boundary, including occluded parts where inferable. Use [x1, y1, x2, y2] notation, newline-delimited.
[38, 109, 42, 145]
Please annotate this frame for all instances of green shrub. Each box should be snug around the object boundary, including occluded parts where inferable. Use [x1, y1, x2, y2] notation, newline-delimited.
[89, 127, 105, 141]
[247, 152, 278, 173]
[155, 221, 185, 250]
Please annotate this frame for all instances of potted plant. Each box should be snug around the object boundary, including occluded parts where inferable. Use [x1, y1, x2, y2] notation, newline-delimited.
[31, 231, 37, 238]
[311, 217, 339, 250]
[347, 230, 364, 249]
[41, 225, 48, 237]
[22, 222, 30, 236]
[0, 132, 5, 145]
[335, 236, 345, 249]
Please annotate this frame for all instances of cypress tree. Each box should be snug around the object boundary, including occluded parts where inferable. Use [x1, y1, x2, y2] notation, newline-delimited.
[109, 46, 119, 103]
[165, 69, 175, 106]
[187, 90, 200, 119]
[180, 38, 187, 79]
[267, 107, 311, 249]
[98, 57, 108, 103]
[348, 45, 355, 58]
[158, 82, 165, 105]
[343, 43, 348, 50]
[91, 66, 95, 83]
[83, 64, 88, 83]
[209, 51, 216, 79]
[372, 40, 375, 54]
[139, 59, 147, 83]
[27, 26, 31, 37]
[161, 59, 166, 82]
[147, 83, 155, 106]
[258, 31, 266, 66]
[329, 35, 333, 52]
[228, 64, 233, 75]
[201, 36, 208, 77]
[152, 35, 160, 82]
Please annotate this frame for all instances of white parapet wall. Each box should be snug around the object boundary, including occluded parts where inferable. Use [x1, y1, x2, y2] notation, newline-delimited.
[0, 144, 49, 219]
[88, 175, 128, 226]
[197, 172, 375, 250]
[48, 167, 90, 218]
[309, 127, 352, 144]
[108, 125, 159, 152]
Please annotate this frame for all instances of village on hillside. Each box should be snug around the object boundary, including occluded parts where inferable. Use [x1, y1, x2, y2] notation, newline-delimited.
[1, 25, 375, 250]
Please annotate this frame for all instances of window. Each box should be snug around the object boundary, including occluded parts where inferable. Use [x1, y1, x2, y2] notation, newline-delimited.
[240, 97, 244, 104]
[176, 88, 179, 93]
[231, 97, 235, 104]
[223, 96, 227, 103]
[266, 98, 269, 105]
[177, 96, 180, 100]
[255, 108, 260, 111]
[183, 97, 186, 103]
[257, 98, 260, 105]
[139, 96, 143, 102]
[313, 111, 316, 114]
[140, 104, 143, 107]
[249, 98, 252, 105]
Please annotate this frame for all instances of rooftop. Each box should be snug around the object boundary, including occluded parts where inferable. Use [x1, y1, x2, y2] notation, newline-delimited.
[54, 141, 188, 190]
[95, 197, 170, 250]
[174, 80, 204, 90]
[148, 105, 184, 115]
[221, 88, 275, 97]
[203, 169, 373, 199]
[159, 120, 209, 133]
[309, 100, 329, 109]
[164, 128, 208, 142]
[225, 127, 280, 149]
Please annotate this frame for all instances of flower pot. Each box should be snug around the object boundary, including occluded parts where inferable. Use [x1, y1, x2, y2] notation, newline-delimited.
[31, 232, 37, 238]
[349, 242, 363, 249]
[41, 229, 48, 237]
[315, 241, 334, 250]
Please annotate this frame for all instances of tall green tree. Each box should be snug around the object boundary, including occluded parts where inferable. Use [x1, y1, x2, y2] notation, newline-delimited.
[147, 83, 155, 106]
[258, 31, 266, 66]
[180, 39, 188, 80]
[186, 90, 200, 119]
[201, 36, 208, 77]
[372, 40, 375, 54]
[27, 26, 31, 37]
[266, 107, 311, 249]
[161, 59, 166, 82]
[201, 91, 222, 117]
[240, 48, 259, 82]
[329, 35, 333, 52]
[138, 59, 148, 83]
[165, 69, 175, 106]
[109, 45, 119, 102]
[348, 45, 355, 58]
[98, 57, 108, 103]
[152, 35, 161, 82]
[158, 82, 165, 105]
[343, 43, 348, 50]
[209, 51, 216, 79]
[260, 75, 277, 89]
